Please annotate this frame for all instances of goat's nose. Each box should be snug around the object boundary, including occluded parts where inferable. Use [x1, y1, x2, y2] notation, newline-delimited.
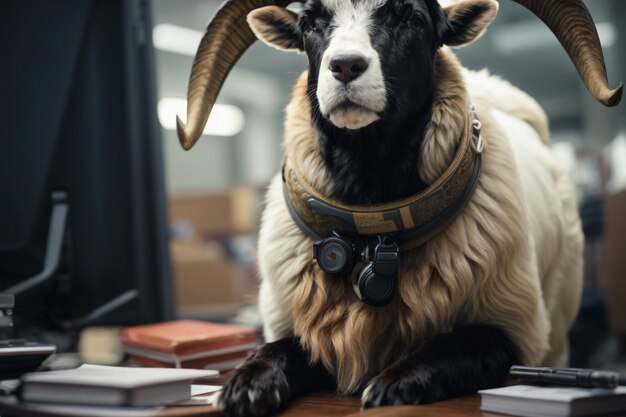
[330, 55, 369, 84]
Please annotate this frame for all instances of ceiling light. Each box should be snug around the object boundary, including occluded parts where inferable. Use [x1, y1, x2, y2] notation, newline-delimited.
[157, 98, 245, 137]
[596, 22, 617, 49]
[153, 24, 202, 56]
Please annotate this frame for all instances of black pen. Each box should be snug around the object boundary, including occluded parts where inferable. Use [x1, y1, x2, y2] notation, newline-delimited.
[510, 366, 626, 389]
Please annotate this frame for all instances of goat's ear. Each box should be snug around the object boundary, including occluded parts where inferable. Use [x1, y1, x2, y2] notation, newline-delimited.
[440, 0, 498, 47]
[247, 6, 303, 53]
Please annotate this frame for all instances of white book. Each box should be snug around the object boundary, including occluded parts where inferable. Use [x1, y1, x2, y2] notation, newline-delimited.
[480, 385, 626, 417]
[20, 364, 218, 407]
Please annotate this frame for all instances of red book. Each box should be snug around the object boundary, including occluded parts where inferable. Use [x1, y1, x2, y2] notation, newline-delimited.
[122, 320, 258, 370]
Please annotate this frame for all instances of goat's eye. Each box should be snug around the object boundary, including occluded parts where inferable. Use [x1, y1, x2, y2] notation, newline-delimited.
[399, 4, 413, 22]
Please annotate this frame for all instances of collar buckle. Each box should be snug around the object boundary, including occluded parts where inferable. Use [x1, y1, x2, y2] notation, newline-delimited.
[471, 119, 484, 154]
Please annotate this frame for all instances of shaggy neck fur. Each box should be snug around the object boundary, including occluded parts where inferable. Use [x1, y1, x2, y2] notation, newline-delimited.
[314, 94, 433, 205]
[283, 48, 471, 393]
[286, 47, 469, 206]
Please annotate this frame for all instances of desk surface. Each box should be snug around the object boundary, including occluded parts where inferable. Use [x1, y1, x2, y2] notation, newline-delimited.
[159, 393, 495, 417]
[4, 391, 626, 417]
[0, 392, 526, 417]
[275, 392, 494, 417]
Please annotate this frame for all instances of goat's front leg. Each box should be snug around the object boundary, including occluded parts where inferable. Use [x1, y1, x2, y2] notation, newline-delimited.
[218, 337, 334, 417]
[362, 325, 519, 408]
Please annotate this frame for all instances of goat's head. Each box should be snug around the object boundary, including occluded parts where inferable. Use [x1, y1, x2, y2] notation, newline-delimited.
[177, 0, 623, 151]
[247, 0, 498, 130]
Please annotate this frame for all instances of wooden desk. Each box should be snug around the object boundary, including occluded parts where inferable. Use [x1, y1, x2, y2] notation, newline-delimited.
[0, 367, 495, 417]
[4, 391, 626, 417]
[275, 392, 493, 417]
[164, 392, 626, 417]
[0, 393, 494, 417]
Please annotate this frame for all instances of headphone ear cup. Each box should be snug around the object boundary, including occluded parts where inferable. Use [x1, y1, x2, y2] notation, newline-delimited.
[315, 237, 357, 276]
[353, 263, 396, 307]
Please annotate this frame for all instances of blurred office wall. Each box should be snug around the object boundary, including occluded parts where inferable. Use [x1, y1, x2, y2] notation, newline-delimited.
[152, 0, 625, 193]
[152, 0, 305, 192]
[151, 1, 626, 356]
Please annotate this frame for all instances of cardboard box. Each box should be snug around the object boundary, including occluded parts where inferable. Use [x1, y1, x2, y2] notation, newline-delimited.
[169, 187, 259, 237]
[605, 189, 626, 335]
[171, 241, 245, 318]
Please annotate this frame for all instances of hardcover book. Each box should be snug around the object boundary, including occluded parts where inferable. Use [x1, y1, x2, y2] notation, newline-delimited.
[20, 364, 217, 407]
[121, 320, 258, 370]
[480, 384, 626, 417]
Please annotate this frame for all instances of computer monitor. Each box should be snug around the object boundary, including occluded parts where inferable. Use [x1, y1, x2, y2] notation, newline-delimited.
[0, 0, 174, 339]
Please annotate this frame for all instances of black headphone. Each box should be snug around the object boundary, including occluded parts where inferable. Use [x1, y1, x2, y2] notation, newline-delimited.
[313, 233, 400, 306]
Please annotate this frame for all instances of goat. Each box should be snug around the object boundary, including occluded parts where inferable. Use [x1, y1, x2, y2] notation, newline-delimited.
[177, 1, 622, 416]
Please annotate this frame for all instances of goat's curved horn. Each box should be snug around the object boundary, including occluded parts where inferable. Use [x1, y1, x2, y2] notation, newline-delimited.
[511, 0, 622, 107]
[177, 0, 297, 150]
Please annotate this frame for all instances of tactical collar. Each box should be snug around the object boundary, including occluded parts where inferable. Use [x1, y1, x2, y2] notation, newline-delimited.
[283, 106, 483, 251]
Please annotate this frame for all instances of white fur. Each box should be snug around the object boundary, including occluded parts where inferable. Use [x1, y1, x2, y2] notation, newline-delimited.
[491, 109, 582, 366]
[316, 0, 386, 129]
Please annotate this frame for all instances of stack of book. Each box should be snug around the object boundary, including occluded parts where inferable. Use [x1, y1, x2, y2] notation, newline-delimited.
[122, 320, 258, 371]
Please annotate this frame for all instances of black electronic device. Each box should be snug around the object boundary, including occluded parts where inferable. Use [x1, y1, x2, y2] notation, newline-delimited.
[510, 366, 626, 389]
[353, 237, 399, 307]
[0, 295, 55, 379]
[313, 233, 366, 276]
[314, 234, 400, 307]
[0, 295, 14, 340]
[0, 339, 56, 380]
[0, 0, 173, 340]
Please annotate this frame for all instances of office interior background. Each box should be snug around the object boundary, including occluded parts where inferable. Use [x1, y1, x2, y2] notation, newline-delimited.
[2, 0, 626, 370]
[154, 0, 626, 370]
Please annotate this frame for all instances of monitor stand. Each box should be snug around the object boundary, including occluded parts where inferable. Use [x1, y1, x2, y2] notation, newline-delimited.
[4, 192, 140, 332]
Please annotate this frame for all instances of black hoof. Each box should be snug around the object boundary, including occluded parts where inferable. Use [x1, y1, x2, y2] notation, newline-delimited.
[361, 365, 441, 409]
[218, 360, 290, 417]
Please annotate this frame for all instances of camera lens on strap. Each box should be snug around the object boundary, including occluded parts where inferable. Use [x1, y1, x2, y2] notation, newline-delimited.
[313, 233, 363, 277]
[314, 233, 400, 307]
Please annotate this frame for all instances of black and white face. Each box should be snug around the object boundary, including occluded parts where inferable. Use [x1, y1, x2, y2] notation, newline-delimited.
[303, 0, 477, 130]
[304, 0, 398, 130]
[248, 0, 498, 130]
